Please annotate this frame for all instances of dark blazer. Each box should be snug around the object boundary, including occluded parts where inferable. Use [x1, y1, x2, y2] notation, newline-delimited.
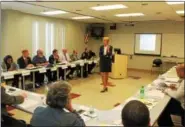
[81, 52, 89, 60]
[1, 86, 24, 116]
[99, 45, 113, 72]
[49, 55, 60, 64]
[99, 45, 113, 58]
[31, 106, 85, 127]
[17, 56, 32, 69]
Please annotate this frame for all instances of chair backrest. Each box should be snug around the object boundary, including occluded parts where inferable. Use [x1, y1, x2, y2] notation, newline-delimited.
[1, 114, 27, 127]
[153, 59, 162, 66]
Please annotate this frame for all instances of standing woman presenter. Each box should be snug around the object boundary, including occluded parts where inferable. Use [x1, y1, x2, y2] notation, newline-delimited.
[99, 37, 113, 93]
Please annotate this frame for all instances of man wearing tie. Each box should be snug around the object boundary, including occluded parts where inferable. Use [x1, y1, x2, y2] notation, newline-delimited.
[99, 37, 113, 93]
[17, 49, 34, 69]
[59, 49, 75, 79]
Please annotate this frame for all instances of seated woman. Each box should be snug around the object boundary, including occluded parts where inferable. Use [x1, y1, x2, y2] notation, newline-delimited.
[30, 81, 85, 127]
[1, 55, 19, 88]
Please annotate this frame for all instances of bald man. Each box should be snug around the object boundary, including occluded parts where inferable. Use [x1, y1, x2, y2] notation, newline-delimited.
[158, 64, 184, 127]
[32, 49, 51, 87]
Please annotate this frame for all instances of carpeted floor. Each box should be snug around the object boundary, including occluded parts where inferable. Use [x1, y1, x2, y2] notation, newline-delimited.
[9, 70, 158, 124]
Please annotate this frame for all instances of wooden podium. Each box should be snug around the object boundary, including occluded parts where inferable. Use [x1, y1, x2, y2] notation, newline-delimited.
[110, 54, 128, 79]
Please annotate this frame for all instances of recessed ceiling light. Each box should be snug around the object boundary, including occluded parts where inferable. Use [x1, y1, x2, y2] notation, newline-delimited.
[91, 4, 127, 11]
[115, 13, 144, 17]
[72, 16, 94, 20]
[176, 10, 184, 14]
[166, 0, 184, 5]
[41, 10, 67, 15]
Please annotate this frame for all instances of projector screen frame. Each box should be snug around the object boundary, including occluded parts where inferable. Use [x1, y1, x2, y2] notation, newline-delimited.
[134, 33, 163, 56]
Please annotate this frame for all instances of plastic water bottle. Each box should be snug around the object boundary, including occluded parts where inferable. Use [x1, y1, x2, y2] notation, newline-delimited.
[44, 75, 49, 95]
[140, 86, 145, 99]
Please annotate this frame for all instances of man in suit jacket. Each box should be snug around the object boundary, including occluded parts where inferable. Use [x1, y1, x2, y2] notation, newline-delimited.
[49, 49, 60, 65]
[17, 50, 34, 69]
[81, 48, 89, 60]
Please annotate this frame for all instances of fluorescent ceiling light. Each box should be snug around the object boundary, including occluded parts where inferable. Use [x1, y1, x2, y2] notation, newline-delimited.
[115, 13, 144, 17]
[41, 10, 67, 15]
[176, 10, 184, 14]
[166, 0, 184, 5]
[91, 4, 127, 11]
[72, 16, 94, 19]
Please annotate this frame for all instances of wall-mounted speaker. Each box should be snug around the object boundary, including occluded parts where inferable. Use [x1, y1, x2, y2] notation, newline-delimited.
[110, 23, 116, 30]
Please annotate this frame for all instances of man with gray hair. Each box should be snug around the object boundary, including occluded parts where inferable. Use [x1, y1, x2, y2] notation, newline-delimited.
[30, 81, 85, 127]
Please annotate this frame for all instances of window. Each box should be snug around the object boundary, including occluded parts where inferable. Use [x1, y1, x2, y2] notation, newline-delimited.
[134, 34, 162, 56]
[32, 22, 39, 57]
[45, 23, 54, 59]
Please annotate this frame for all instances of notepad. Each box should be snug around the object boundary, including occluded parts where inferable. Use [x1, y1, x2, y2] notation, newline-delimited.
[18, 99, 40, 109]
[146, 89, 164, 99]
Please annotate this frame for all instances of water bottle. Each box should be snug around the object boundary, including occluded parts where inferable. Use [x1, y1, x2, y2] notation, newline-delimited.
[44, 75, 49, 95]
[140, 86, 145, 99]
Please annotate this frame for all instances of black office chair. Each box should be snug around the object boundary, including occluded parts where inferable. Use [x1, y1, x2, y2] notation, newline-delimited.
[151, 59, 163, 74]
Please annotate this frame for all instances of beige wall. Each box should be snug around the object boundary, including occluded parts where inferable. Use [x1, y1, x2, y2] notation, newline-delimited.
[88, 21, 184, 70]
[0, 10, 87, 62]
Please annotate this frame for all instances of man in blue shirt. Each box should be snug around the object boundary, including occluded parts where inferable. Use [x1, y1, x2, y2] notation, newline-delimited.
[32, 49, 51, 87]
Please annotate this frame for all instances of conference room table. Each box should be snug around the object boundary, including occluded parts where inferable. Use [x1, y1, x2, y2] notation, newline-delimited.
[4, 66, 179, 126]
[1, 59, 99, 91]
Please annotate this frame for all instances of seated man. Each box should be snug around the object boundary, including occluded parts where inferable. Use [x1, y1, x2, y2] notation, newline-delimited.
[30, 81, 85, 127]
[158, 64, 184, 127]
[87, 50, 96, 74]
[59, 49, 75, 79]
[122, 100, 150, 127]
[49, 49, 61, 81]
[17, 49, 34, 88]
[1, 55, 19, 88]
[70, 50, 79, 62]
[17, 49, 34, 69]
[81, 48, 88, 60]
[32, 49, 51, 87]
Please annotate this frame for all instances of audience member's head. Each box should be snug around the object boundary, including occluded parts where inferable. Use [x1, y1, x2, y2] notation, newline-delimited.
[103, 37, 109, 46]
[22, 49, 29, 58]
[4, 55, 13, 65]
[62, 49, 67, 54]
[52, 49, 58, 56]
[84, 48, 88, 52]
[176, 64, 184, 79]
[46, 81, 72, 109]
[73, 50, 77, 55]
[122, 100, 150, 127]
[37, 49, 44, 57]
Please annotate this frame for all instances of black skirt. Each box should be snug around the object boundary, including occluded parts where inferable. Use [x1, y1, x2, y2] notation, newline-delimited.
[100, 56, 112, 72]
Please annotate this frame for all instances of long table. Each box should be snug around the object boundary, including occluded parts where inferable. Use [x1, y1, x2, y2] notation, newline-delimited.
[5, 66, 178, 126]
[1, 59, 99, 91]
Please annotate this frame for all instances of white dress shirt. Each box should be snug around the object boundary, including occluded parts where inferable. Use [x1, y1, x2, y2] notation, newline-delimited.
[104, 46, 108, 55]
[165, 80, 184, 109]
[59, 52, 71, 64]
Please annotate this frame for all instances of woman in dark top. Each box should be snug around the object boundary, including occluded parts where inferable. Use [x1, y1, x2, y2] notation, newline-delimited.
[99, 37, 113, 93]
[1, 55, 19, 88]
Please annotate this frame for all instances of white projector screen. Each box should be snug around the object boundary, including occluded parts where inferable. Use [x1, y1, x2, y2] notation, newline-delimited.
[135, 34, 162, 55]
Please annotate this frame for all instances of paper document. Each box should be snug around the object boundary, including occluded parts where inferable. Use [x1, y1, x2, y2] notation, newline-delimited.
[18, 99, 40, 109]
[146, 89, 164, 99]
[164, 77, 179, 83]
[97, 110, 121, 122]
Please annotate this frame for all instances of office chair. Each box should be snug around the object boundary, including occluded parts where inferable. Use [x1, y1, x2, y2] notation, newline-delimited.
[151, 59, 163, 74]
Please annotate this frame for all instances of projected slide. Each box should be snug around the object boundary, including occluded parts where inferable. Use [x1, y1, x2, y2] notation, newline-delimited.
[140, 34, 156, 51]
[135, 34, 162, 55]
